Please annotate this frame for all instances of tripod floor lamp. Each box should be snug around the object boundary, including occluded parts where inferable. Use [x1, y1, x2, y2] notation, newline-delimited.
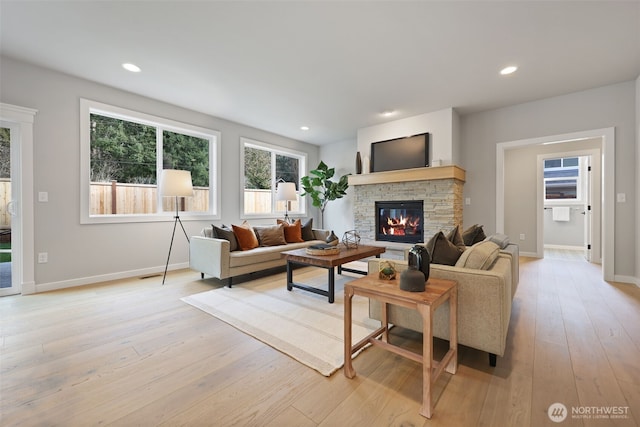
[276, 181, 297, 223]
[161, 169, 193, 285]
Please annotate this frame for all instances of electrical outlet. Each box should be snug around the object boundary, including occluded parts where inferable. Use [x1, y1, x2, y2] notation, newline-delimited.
[465, 197, 471, 205]
[519, 234, 525, 241]
[38, 191, 49, 202]
[38, 252, 48, 263]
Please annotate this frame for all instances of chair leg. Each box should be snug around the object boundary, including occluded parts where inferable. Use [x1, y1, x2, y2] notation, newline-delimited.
[489, 353, 497, 367]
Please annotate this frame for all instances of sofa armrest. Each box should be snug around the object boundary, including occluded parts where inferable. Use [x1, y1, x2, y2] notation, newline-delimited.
[367, 257, 513, 357]
[189, 236, 231, 279]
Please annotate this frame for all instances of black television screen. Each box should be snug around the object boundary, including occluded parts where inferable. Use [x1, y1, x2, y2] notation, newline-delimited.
[370, 133, 430, 173]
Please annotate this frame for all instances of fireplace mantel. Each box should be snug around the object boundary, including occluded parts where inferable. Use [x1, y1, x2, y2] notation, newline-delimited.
[348, 165, 465, 186]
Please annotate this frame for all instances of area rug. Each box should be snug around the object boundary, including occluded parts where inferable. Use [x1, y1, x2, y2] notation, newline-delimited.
[181, 270, 380, 376]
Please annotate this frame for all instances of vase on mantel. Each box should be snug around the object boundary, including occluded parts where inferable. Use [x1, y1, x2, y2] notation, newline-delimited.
[355, 151, 362, 174]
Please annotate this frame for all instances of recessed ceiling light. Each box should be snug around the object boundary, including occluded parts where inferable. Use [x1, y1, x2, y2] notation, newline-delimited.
[122, 63, 141, 73]
[381, 110, 395, 117]
[300, 126, 310, 131]
[500, 65, 518, 75]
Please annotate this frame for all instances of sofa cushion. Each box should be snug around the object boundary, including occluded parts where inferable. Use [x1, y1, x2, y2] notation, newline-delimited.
[425, 231, 464, 266]
[232, 221, 259, 251]
[456, 240, 500, 270]
[301, 218, 315, 241]
[229, 240, 325, 268]
[254, 224, 287, 246]
[462, 224, 487, 246]
[277, 219, 305, 243]
[212, 224, 239, 252]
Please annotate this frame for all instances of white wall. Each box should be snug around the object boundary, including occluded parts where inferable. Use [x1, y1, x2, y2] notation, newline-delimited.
[636, 76, 640, 285]
[319, 140, 357, 238]
[0, 56, 320, 291]
[461, 81, 637, 279]
[356, 107, 458, 166]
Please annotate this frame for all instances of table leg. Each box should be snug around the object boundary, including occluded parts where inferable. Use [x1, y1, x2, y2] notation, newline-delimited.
[381, 301, 389, 342]
[328, 267, 335, 304]
[286, 261, 293, 291]
[418, 303, 433, 419]
[343, 285, 355, 378]
[446, 287, 458, 374]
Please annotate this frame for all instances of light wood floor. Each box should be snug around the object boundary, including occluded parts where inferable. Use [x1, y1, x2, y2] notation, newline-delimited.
[1, 258, 639, 426]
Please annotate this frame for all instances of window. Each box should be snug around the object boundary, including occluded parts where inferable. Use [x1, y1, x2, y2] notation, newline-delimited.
[544, 156, 581, 201]
[241, 138, 306, 218]
[81, 99, 221, 223]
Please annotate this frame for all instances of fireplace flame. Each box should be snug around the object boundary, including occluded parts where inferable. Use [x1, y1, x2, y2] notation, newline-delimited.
[383, 215, 420, 236]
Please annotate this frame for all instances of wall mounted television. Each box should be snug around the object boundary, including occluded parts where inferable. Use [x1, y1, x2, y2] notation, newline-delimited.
[370, 133, 430, 173]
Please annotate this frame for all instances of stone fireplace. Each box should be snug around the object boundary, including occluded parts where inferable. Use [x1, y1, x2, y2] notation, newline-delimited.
[349, 166, 465, 246]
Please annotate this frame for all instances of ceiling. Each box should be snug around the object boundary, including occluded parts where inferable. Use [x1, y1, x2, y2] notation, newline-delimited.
[1, 1, 639, 145]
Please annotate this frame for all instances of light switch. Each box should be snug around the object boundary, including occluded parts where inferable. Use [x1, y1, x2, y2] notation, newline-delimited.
[617, 193, 626, 203]
[38, 192, 48, 202]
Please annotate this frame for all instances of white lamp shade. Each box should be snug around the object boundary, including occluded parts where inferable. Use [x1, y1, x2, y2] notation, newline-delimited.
[275, 182, 297, 201]
[160, 169, 194, 197]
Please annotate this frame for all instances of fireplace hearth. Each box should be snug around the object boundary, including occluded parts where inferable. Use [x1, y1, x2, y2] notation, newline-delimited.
[375, 200, 424, 244]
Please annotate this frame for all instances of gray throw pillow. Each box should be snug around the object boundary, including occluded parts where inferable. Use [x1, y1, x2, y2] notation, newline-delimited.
[212, 224, 239, 252]
[462, 224, 486, 246]
[301, 218, 315, 241]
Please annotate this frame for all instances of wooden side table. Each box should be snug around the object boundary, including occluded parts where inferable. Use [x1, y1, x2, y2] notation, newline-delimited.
[344, 275, 458, 419]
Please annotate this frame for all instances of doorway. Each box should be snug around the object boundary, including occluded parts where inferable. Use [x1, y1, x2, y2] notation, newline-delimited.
[0, 103, 37, 296]
[496, 127, 615, 282]
[539, 150, 601, 263]
[0, 123, 17, 295]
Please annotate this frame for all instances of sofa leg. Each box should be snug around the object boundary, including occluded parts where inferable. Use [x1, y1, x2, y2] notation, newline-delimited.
[201, 272, 204, 279]
[224, 277, 233, 288]
[489, 353, 497, 367]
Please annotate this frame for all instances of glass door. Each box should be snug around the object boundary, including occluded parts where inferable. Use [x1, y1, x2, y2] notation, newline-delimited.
[0, 125, 16, 295]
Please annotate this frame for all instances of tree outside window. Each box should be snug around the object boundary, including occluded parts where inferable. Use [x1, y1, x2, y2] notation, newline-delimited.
[242, 139, 305, 217]
[82, 99, 219, 223]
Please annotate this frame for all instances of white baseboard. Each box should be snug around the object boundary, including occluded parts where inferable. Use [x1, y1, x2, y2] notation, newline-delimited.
[543, 244, 584, 251]
[519, 251, 540, 258]
[34, 262, 190, 293]
[614, 275, 640, 287]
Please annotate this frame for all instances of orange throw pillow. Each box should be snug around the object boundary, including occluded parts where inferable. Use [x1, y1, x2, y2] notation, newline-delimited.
[232, 221, 259, 250]
[277, 219, 304, 243]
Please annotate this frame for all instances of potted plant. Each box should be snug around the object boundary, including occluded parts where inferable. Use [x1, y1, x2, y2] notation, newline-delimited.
[300, 161, 349, 228]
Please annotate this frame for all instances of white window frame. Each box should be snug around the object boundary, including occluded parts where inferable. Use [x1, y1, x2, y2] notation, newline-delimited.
[240, 137, 307, 219]
[543, 156, 584, 204]
[80, 99, 221, 224]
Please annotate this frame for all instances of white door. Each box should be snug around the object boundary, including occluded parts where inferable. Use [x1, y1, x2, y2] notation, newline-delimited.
[0, 122, 18, 296]
[583, 156, 592, 262]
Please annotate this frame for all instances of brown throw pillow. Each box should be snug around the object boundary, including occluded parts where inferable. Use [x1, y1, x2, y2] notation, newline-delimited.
[301, 218, 315, 241]
[277, 219, 304, 243]
[446, 225, 466, 250]
[462, 224, 487, 246]
[425, 231, 464, 266]
[254, 224, 287, 246]
[232, 221, 259, 251]
[212, 224, 239, 252]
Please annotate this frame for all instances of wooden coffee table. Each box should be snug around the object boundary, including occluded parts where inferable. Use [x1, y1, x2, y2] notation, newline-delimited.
[281, 245, 385, 303]
[344, 275, 458, 419]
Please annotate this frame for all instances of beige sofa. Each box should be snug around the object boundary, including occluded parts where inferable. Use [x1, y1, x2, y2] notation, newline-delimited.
[189, 226, 330, 287]
[368, 241, 519, 366]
